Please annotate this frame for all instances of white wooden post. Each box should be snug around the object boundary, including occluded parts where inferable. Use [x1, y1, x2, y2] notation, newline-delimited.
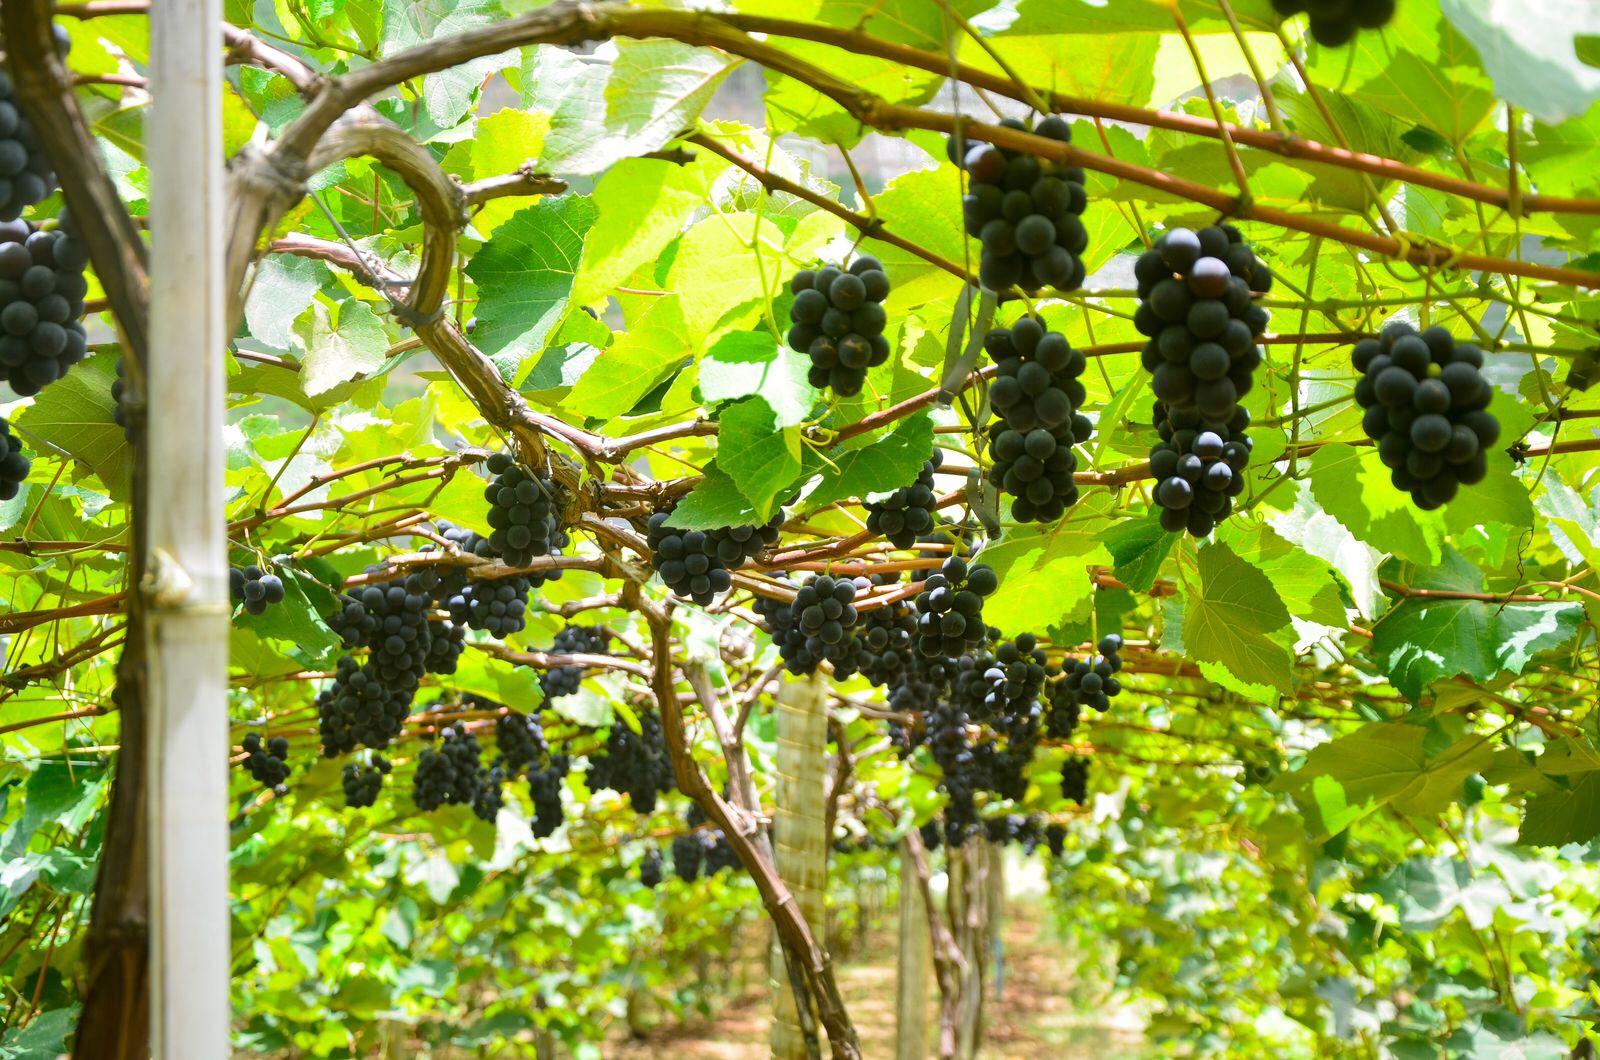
[146, 1, 230, 1056]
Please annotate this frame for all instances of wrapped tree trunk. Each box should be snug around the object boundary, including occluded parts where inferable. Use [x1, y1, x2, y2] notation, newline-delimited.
[947, 839, 991, 1060]
[987, 841, 1006, 1002]
[895, 838, 930, 1060]
[771, 670, 829, 1059]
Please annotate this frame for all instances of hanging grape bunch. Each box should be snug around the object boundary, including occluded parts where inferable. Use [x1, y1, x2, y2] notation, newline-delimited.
[0, 216, 90, 397]
[433, 524, 533, 639]
[952, 116, 1088, 293]
[1269, 0, 1395, 47]
[412, 723, 487, 813]
[785, 256, 891, 396]
[585, 709, 675, 814]
[1147, 411, 1252, 536]
[639, 846, 664, 889]
[913, 555, 999, 658]
[240, 732, 291, 795]
[1353, 320, 1496, 510]
[494, 709, 549, 773]
[110, 358, 134, 441]
[230, 564, 285, 616]
[983, 317, 1092, 523]
[0, 415, 29, 500]
[540, 625, 611, 699]
[1061, 757, 1090, 804]
[527, 753, 570, 839]
[855, 580, 919, 687]
[0, 58, 60, 222]
[761, 574, 870, 677]
[341, 756, 389, 809]
[646, 503, 781, 605]
[1134, 224, 1271, 537]
[1050, 632, 1125, 726]
[866, 451, 942, 548]
[483, 452, 568, 569]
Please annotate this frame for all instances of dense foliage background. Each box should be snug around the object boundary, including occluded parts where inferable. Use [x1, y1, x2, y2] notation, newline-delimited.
[4, 0, 1600, 1056]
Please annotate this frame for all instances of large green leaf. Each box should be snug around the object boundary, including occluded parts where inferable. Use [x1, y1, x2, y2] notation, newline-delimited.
[1172, 542, 1293, 695]
[712, 397, 802, 520]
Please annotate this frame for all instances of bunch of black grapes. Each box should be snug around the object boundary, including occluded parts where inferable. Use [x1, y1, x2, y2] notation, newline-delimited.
[762, 574, 869, 677]
[433, 524, 535, 639]
[111, 358, 133, 440]
[855, 581, 919, 687]
[230, 564, 285, 616]
[482, 452, 568, 569]
[585, 709, 675, 814]
[866, 452, 942, 548]
[1352, 320, 1496, 510]
[647, 504, 781, 605]
[240, 732, 290, 795]
[786, 256, 891, 396]
[540, 625, 611, 699]
[494, 709, 549, 773]
[527, 753, 570, 839]
[1061, 757, 1090, 804]
[639, 846, 664, 889]
[317, 656, 414, 756]
[983, 318, 1092, 523]
[0, 64, 59, 221]
[424, 618, 466, 675]
[341, 756, 390, 809]
[413, 723, 487, 813]
[0, 415, 29, 500]
[952, 116, 1088, 293]
[1147, 409, 1252, 536]
[0, 216, 90, 396]
[913, 555, 998, 658]
[1047, 632, 1125, 737]
[1135, 224, 1270, 426]
[1270, 0, 1395, 46]
[672, 805, 739, 882]
[473, 761, 508, 823]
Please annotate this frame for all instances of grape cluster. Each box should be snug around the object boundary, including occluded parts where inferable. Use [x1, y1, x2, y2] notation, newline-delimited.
[1270, 0, 1394, 46]
[647, 505, 781, 605]
[240, 732, 291, 794]
[423, 618, 466, 675]
[541, 625, 611, 699]
[472, 762, 507, 823]
[866, 452, 942, 548]
[983, 318, 1091, 522]
[111, 358, 133, 441]
[855, 583, 919, 687]
[0, 68, 58, 222]
[762, 574, 869, 677]
[1135, 225, 1270, 425]
[412, 723, 486, 812]
[1061, 757, 1089, 804]
[1352, 321, 1496, 510]
[494, 709, 549, 774]
[1147, 411, 1252, 536]
[431, 524, 533, 638]
[230, 564, 285, 616]
[672, 806, 739, 882]
[952, 116, 1088, 293]
[341, 756, 390, 809]
[1047, 633, 1125, 737]
[913, 556, 998, 658]
[586, 709, 675, 814]
[639, 846, 663, 889]
[316, 656, 414, 756]
[482, 452, 568, 569]
[329, 568, 439, 692]
[527, 753, 570, 838]
[786, 256, 892, 396]
[0, 217, 90, 397]
[0, 415, 29, 500]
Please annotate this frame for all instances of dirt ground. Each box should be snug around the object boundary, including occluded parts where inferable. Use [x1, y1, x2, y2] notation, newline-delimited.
[610, 863, 1147, 1058]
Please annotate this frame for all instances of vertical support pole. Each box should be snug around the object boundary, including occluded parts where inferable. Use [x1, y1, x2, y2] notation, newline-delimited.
[770, 670, 829, 1059]
[986, 841, 1005, 1002]
[146, 1, 229, 1056]
[895, 838, 930, 1060]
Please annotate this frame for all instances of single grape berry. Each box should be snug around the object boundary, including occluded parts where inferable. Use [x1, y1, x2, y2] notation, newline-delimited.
[951, 115, 1088, 295]
[866, 451, 943, 548]
[787, 256, 892, 397]
[1352, 320, 1495, 511]
[0, 414, 30, 500]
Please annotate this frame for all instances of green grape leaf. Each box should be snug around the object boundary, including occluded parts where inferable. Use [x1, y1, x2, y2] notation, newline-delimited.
[1175, 542, 1294, 695]
[712, 397, 802, 521]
